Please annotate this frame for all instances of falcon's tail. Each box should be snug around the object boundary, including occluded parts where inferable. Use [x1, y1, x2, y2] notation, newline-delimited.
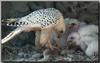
[1, 18, 21, 27]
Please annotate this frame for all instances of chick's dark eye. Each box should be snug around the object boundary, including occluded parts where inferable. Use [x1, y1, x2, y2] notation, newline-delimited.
[69, 23, 76, 29]
[70, 37, 74, 39]
[71, 23, 76, 26]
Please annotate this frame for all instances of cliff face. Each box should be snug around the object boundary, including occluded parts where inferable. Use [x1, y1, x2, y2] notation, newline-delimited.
[2, 2, 98, 24]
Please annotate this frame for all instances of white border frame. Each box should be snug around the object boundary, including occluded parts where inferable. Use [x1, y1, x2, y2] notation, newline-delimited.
[0, 0, 99, 63]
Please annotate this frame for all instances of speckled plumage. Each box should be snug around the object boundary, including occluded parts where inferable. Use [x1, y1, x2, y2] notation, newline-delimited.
[8, 8, 62, 28]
